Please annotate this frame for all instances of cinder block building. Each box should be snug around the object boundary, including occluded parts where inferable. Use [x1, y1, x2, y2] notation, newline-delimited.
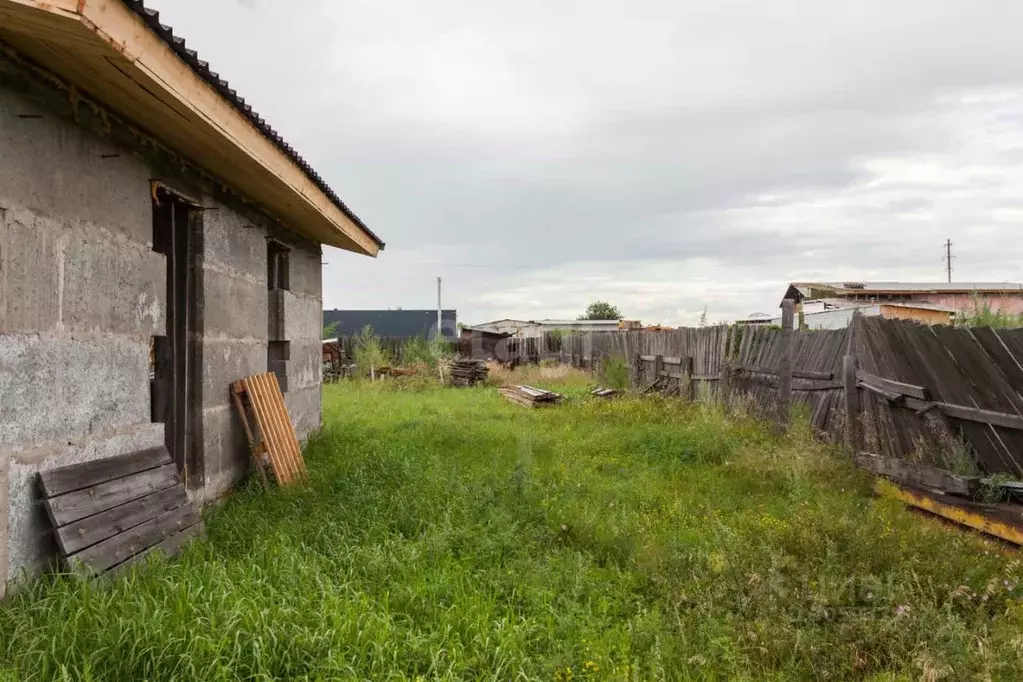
[0, 0, 383, 589]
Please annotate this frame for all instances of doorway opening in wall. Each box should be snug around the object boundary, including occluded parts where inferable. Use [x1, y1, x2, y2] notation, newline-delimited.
[152, 184, 201, 482]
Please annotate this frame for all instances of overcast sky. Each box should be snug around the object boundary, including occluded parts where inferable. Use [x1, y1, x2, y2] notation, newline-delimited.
[160, 1, 1023, 325]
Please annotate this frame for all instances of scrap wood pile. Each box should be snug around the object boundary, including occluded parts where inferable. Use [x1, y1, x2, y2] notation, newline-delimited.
[449, 358, 489, 387]
[500, 384, 564, 408]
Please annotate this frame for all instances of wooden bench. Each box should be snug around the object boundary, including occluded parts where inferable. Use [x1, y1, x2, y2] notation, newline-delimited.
[37, 446, 202, 576]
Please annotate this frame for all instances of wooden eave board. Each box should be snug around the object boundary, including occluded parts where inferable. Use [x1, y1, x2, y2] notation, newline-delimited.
[0, 0, 379, 255]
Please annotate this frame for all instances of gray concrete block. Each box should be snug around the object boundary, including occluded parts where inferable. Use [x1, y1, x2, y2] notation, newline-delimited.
[284, 385, 321, 440]
[201, 199, 267, 278]
[283, 291, 322, 342]
[202, 271, 268, 340]
[0, 207, 61, 333]
[0, 335, 151, 450]
[268, 290, 285, 341]
[61, 230, 164, 335]
[5, 423, 164, 583]
[199, 405, 248, 499]
[287, 339, 322, 391]
[286, 242, 322, 297]
[0, 88, 153, 246]
[200, 339, 267, 408]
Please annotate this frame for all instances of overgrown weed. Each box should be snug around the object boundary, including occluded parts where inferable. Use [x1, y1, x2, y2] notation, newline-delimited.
[0, 381, 1020, 679]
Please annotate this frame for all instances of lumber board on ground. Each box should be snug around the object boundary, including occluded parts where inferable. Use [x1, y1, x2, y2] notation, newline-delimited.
[855, 451, 978, 496]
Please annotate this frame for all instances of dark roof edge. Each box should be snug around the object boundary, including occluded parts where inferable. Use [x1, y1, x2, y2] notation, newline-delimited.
[120, 0, 384, 250]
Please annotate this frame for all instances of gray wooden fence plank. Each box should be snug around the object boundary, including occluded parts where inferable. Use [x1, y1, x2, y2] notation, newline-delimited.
[39, 447, 170, 498]
[44, 465, 180, 528]
[108, 521, 205, 577]
[55, 485, 188, 556]
[68, 503, 201, 574]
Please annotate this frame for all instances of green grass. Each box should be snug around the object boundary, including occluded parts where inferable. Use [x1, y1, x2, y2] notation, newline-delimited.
[2, 378, 1023, 680]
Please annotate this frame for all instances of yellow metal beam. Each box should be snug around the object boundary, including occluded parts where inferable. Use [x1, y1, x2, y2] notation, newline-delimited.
[878, 480, 1023, 546]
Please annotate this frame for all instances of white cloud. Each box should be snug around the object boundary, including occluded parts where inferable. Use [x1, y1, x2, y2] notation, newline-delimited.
[154, 1, 1023, 326]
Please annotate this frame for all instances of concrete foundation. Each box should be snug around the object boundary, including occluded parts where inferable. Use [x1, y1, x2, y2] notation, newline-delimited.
[0, 49, 324, 593]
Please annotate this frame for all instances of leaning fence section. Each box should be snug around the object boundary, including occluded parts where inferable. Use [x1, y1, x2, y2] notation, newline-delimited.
[541, 315, 1023, 479]
[851, 316, 1023, 477]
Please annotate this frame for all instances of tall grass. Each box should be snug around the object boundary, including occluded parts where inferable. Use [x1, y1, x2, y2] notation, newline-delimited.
[956, 294, 1023, 328]
[1, 383, 1021, 679]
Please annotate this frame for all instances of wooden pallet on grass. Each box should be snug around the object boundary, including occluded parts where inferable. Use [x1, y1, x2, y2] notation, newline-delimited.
[231, 372, 306, 485]
[38, 446, 202, 576]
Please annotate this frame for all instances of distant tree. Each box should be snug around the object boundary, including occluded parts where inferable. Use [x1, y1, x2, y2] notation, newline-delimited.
[579, 301, 622, 320]
[353, 324, 388, 381]
[322, 321, 339, 339]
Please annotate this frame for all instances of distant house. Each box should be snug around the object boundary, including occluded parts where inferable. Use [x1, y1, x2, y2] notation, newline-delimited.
[322, 310, 457, 340]
[757, 281, 1023, 329]
[458, 327, 512, 359]
[469, 318, 621, 338]
[784, 282, 1023, 315]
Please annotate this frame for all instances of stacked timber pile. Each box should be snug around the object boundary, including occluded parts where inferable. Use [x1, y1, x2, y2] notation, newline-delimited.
[450, 359, 489, 387]
[499, 384, 564, 408]
[591, 387, 619, 398]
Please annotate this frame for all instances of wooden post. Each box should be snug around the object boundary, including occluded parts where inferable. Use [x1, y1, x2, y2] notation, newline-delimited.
[843, 354, 860, 451]
[682, 356, 694, 401]
[633, 353, 642, 388]
[777, 299, 795, 429]
[654, 354, 664, 387]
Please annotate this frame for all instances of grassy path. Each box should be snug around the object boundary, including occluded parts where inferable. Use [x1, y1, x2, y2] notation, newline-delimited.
[1, 378, 1021, 680]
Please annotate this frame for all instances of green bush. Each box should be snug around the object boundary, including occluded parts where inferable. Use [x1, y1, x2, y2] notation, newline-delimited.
[353, 324, 388, 379]
[600, 353, 631, 389]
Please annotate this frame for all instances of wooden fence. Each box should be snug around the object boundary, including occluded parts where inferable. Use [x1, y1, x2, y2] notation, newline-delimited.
[542, 312, 1023, 478]
[851, 316, 1023, 477]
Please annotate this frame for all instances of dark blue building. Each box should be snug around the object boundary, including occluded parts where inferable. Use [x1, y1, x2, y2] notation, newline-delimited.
[323, 309, 458, 340]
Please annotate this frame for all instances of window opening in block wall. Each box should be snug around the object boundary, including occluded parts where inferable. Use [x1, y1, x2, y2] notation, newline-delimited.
[267, 241, 290, 291]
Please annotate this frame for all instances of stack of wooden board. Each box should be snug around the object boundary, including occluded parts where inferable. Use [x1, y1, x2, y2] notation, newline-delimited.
[38, 446, 202, 576]
[499, 384, 564, 408]
[450, 359, 489, 387]
[231, 372, 307, 485]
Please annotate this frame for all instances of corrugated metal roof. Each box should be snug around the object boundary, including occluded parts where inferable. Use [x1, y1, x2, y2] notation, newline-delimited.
[322, 309, 457, 339]
[794, 281, 1023, 293]
[120, 0, 384, 250]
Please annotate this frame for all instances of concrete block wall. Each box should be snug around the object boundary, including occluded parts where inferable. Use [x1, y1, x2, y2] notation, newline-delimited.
[0, 86, 165, 589]
[196, 180, 323, 501]
[0, 55, 326, 590]
[281, 246, 324, 439]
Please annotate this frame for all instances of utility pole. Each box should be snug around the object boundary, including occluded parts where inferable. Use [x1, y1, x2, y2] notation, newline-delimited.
[436, 277, 442, 341]
[943, 239, 953, 283]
